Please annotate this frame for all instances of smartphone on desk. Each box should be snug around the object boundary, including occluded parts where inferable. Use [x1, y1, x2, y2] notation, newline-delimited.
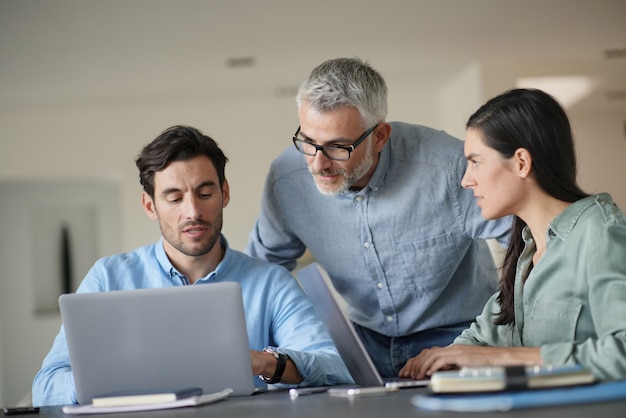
[3, 406, 40, 415]
[328, 386, 398, 398]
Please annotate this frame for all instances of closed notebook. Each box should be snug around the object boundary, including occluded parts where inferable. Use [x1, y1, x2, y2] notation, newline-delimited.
[92, 386, 203, 407]
[429, 365, 595, 393]
[63, 388, 233, 415]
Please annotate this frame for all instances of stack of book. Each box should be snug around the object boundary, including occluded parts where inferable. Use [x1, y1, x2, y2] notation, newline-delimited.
[428, 364, 595, 393]
[410, 365, 626, 412]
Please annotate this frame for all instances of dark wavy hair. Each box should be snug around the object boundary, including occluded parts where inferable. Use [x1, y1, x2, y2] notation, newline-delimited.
[466, 89, 588, 326]
[135, 125, 228, 198]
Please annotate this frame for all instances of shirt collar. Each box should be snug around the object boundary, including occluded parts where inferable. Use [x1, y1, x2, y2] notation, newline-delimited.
[155, 235, 231, 284]
[338, 142, 390, 197]
[368, 144, 390, 193]
[548, 194, 603, 240]
[155, 237, 175, 277]
[522, 194, 605, 243]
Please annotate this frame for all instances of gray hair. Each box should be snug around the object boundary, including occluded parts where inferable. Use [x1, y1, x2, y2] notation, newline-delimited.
[296, 58, 388, 127]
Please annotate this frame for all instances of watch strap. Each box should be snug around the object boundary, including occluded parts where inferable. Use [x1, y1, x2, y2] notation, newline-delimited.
[260, 348, 288, 384]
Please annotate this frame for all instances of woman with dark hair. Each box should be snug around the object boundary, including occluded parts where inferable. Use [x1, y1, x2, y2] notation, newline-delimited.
[399, 88, 626, 381]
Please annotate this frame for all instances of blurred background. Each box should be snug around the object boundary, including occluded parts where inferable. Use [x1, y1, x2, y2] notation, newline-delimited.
[0, 0, 625, 406]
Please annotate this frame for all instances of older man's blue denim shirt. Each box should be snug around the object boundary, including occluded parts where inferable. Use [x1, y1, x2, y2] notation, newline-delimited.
[247, 122, 512, 337]
[32, 236, 352, 406]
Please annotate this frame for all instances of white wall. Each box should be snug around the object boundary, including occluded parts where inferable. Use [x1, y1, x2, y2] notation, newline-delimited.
[0, 180, 122, 406]
[438, 62, 485, 140]
[571, 106, 626, 205]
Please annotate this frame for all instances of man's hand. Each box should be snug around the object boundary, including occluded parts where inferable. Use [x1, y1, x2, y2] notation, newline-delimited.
[249, 350, 304, 384]
[250, 350, 276, 377]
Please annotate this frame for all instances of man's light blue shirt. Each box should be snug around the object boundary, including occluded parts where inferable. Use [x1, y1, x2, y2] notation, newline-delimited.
[247, 122, 512, 337]
[32, 236, 352, 406]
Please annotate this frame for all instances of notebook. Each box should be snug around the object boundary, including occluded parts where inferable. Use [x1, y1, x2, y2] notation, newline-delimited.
[296, 263, 428, 389]
[428, 365, 595, 393]
[411, 379, 624, 412]
[59, 282, 256, 405]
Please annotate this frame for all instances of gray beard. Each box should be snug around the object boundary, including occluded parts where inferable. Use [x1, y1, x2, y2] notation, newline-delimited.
[312, 141, 375, 196]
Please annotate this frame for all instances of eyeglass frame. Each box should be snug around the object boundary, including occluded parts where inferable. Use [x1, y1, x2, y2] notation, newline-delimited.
[292, 124, 379, 161]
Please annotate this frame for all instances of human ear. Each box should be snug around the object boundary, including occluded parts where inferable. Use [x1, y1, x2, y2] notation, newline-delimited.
[373, 123, 392, 152]
[514, 148, 533, 178]
[221, 179, 230, 208]
[141, 192, 158, 221]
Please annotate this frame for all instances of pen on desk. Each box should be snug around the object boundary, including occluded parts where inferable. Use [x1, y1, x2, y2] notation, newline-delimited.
[289, 387, 329, 398]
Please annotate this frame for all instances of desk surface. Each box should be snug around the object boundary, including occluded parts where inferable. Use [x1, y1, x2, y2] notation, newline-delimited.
[37, 386, 626, 417]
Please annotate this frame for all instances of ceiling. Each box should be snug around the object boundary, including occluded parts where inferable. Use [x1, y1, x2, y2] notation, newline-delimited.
[1, 0, 625, 112]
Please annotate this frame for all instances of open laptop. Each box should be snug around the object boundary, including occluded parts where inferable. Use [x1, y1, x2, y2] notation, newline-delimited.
[59, 282, 256, 404]
[296, 262, 429, 389]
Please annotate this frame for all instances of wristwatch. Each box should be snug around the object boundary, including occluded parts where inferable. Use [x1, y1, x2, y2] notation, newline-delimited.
[259, 347, 288, 384]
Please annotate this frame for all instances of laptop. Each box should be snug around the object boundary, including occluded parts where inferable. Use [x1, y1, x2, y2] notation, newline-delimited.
[59, 282, 256, 404]
[296, 262, 429, 389]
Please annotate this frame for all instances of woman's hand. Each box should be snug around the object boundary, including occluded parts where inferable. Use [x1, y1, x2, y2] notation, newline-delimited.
[399, 345, 542, 379]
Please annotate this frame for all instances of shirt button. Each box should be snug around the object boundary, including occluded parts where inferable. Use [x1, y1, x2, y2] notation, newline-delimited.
[364, 242, 371, 248]
[355, 195, 363, 202]
[386, 316, 393, 322]
[377, 282, 384, 289]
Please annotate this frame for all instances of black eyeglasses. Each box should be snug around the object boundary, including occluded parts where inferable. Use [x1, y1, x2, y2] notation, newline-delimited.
[292, 124, 379, 161]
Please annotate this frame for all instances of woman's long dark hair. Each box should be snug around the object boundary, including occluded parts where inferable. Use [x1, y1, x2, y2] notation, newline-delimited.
[466, 89, 588, 326]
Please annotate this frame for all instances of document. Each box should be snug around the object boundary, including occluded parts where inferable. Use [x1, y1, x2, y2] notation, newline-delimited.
[62, 388, 233, 415]
[91, 386, 203, 407]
